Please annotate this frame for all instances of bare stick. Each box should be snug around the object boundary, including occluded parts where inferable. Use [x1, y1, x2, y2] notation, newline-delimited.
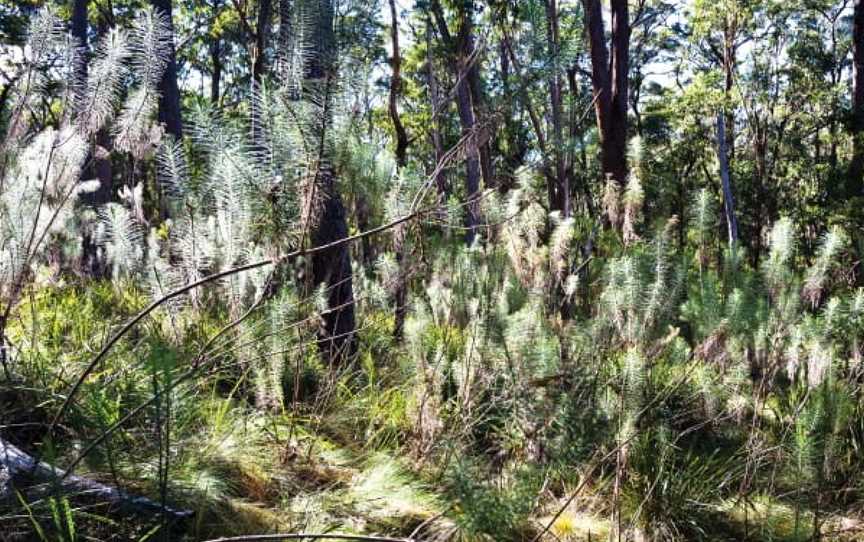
[201, 535, 413, 542]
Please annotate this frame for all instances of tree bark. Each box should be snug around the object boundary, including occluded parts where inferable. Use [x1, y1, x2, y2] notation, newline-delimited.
[0, 438, 193, 520]
[582, 0, 629, 186]
[716, 114, 739, 246]
[208, 0, 224, 106]
[72, 0, 114, 276]
[426, 20, 448, 203]
[545, 0, 569, 216]
[71, 0, 88, 84]
[849, 0, 864, 196]
[387, 0, 409, 168]
[151, 0, 183, 140]
[431, 0, 481, 244]
[464, 32, 493, 190]
[210, 19, 222, 106]
[253, 0, 272, 83]
[304, 0, 356, 363]
[388, 0, 409, 341]
[251, 0, 273, 146]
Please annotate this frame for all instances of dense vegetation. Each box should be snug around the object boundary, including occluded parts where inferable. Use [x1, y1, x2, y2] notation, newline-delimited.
[1, 0, 863, 540]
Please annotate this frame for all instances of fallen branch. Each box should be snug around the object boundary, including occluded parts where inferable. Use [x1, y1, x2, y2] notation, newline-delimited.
[0, 437, 193, 520]
[201, 535, 413, 542]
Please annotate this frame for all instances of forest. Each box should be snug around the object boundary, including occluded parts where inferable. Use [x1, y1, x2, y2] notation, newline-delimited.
[0, 0, 863, 540]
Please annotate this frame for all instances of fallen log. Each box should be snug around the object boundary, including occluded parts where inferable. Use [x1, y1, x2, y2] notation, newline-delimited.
[0, 437, 193, 520]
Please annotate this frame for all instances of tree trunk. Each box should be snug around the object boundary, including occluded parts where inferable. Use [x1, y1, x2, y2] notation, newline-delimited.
[426, 20, 448, 203]
[304, 0, 356, 364]
[465, 35, 493, 190]
[849, 0, 864, 196]
[253, 0, 272, 83]
[73, 0, 114, 277]
[150, 0, 183, 140]
[431, 0, 481, 243]
[545, 0, 569, 216]
[71, 0, 88, 83]
[582, 0, 629, 186]
[387, 0, 409, 168]
[388, 0, 409, 341]
[716, 114, 739, 246]
[251, 0, 272, 146]
[210, 36, 222, 106]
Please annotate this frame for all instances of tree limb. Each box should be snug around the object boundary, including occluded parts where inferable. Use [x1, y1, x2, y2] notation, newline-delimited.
[0, 437, 192, 520]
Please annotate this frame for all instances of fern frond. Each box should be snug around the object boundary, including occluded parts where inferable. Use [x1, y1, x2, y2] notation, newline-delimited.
[549, 216, 575, 281]
[129, 6, 173, 89]
[76, 27, 129, 135]
[95, 203, 145, 278]
[114, 86, 161, 158]
[156, 137, 188, 204]
[803, 226, 847, 306]
[764, 217, 796, 291]
[622, 174, 644, 245]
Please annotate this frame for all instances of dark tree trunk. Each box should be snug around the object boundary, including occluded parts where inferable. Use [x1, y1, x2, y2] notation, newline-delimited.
[210, 36, 222, 106]
[431, 0, 481, 244]
[253, 0, 272, 83]
[310, 168, 356, 363]
[388, 0, 409, 168]
[388, 0, 409, 341]
[72, 0, 114, 276]
[849, 0, 864, 196]
[151, 0, 183, 140]
[582, 0, 629, 186]
[251, 0, 272, 146]
[426, 20, 448, 203]
[465, 41, 493, 190]
[71, 0, 88, 80]
[545, 0, 569, 216]
[304, 0, 356, 364]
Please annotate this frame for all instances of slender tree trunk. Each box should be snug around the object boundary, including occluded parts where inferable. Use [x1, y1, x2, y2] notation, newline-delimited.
[545, 0, 569, 216]
[304, 0, 356, 363]
[73, 0, 113, 276]
[210, 36, 222, 106]
[465, 38, 493, 190]
[251, 0, 272, 146]
[849, 0, 864, 196]
[752, 122, 770, 267]
[388, 0, 409, 341]
[717, 114, 739, 246]
[253, 0, 272, 83]
[723, 19, 736, 164]
[71, 0, 88, 77]
[608, 0, 629, 184]
[431, 0, 481, 244]
[426, 20, 448, 203]
[455, 1, 481, 243]
[388, 0, 408, 167]
[582, 0, 629, 186]
[150, 0, 183, 140]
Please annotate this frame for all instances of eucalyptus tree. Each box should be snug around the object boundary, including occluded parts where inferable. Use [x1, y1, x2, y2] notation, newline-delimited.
[429, 0, 483, 243]
[582, 0, 631, 186]
[294, 0, 356, 362]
